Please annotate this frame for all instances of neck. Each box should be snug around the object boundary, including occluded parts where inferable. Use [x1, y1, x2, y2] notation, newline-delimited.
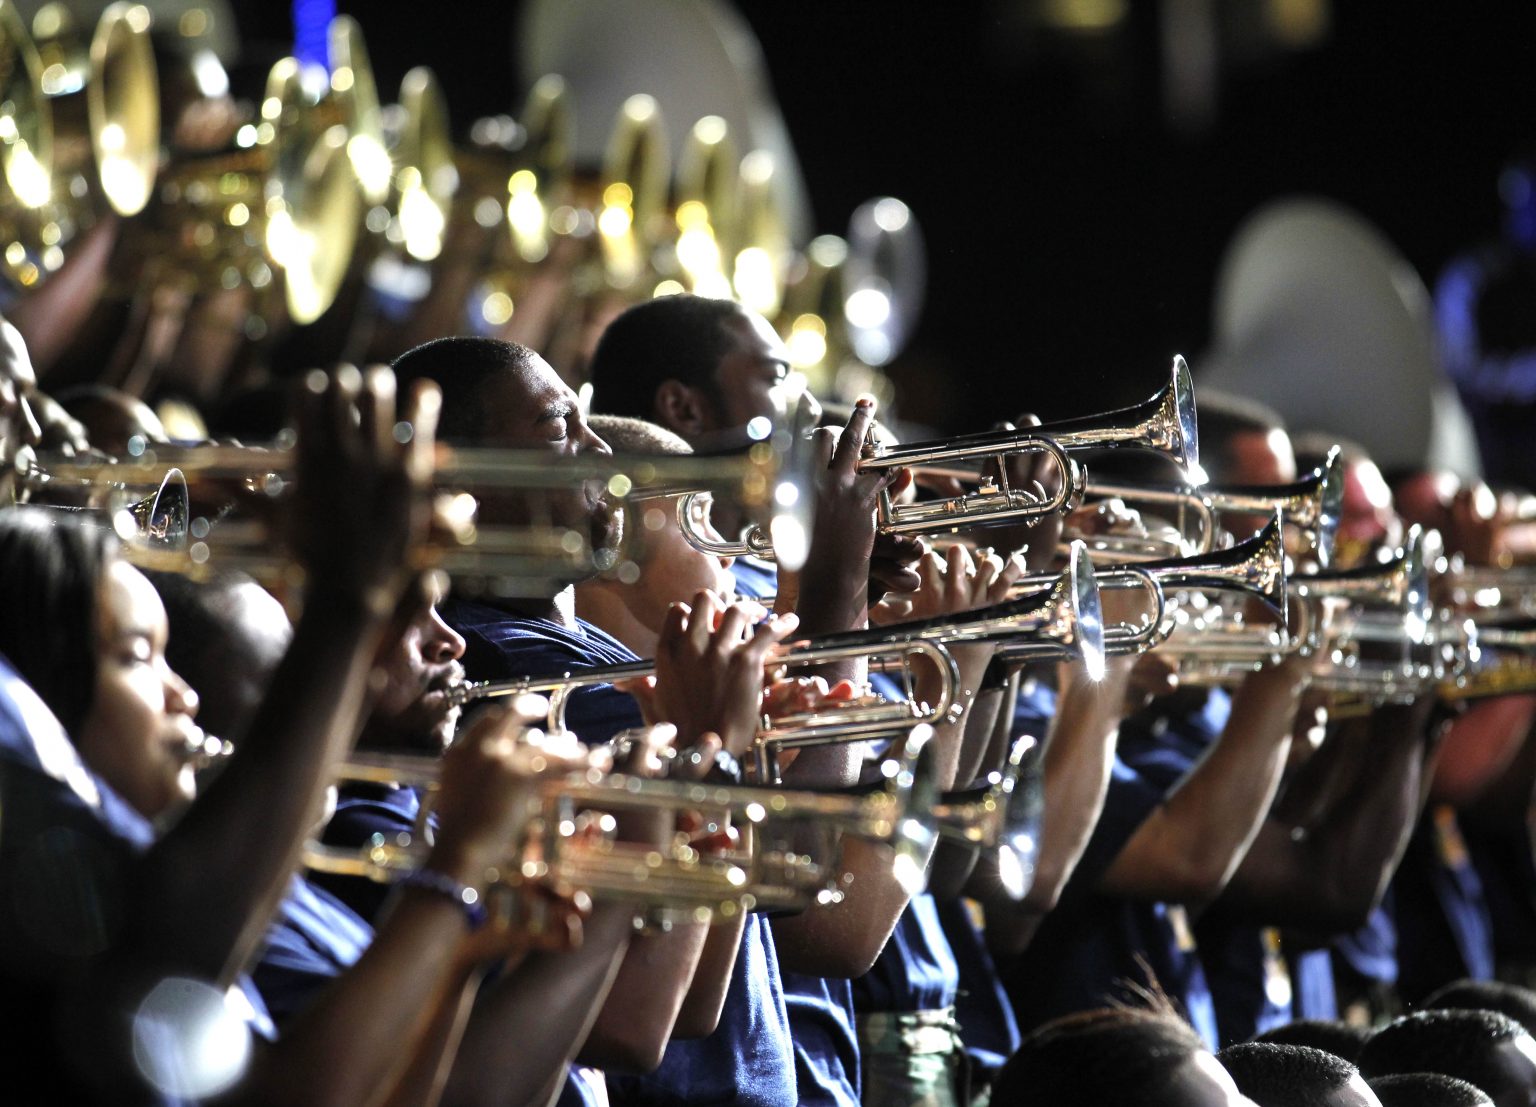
[573, 579, 659, 656]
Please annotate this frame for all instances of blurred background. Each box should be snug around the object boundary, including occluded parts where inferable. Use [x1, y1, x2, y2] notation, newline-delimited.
[12, 0, 1536, 467]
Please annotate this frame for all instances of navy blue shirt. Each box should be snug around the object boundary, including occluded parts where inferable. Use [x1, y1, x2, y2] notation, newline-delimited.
[251, 876, 373, 1027]
[781, 970, 861, 1106]
[1004, 691, 1229, 1049]
[853, 894, 959, 1014]
[938, 897, 1021, 1085]
[312, 782, 433, 922]
[607, 913, 798, 1106]
[446, 599, 645, 745]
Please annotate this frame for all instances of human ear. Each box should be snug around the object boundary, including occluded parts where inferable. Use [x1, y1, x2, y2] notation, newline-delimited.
[654, 379, 712, 436]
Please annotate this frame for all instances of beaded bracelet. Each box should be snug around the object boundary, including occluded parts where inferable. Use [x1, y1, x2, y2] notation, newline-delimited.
[400, 868, 489, 931]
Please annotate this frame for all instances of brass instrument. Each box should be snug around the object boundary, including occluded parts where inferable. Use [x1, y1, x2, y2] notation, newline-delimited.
[1000, 511, 1287, 662]
[671, 115, 737, 298]
[453, 542, 1103, 781]
[0, 1, 158, 291]
[592, 93, 669, 294]
[304, 725, 944, 923]
[383, 66, 456, 264]
[731, 148, 791, 318]
[454, 75, 574, 336]
[30, 2, 159, 218]
[144, 53, 362, 325]
[26, 404, 816, 591]
[1069, 446, 1343, 566]
[679, 357, 1199, 560]
[1168, 527, 1434, 692]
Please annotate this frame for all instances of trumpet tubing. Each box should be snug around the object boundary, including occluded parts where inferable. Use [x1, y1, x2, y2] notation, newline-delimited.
[306, 729, 942, 922]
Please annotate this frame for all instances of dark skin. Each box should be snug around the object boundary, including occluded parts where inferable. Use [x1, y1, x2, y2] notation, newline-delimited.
[1199, 432, 1446, 932]
[47, 368, 439, 1098]
[433, 352, 806, 1074]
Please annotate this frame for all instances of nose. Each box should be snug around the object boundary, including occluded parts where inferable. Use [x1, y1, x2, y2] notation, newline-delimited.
[583, 421, 613, 457]
[166, 669, 200, 719]
[422, 606, 466, 662]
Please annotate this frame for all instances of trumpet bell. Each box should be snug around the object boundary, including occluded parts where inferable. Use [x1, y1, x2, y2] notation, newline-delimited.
[390, 66, 456, 263]
[1049, 354, 1200, 476]
[121, 466, 188, 548]
[85, 2, 158, 217]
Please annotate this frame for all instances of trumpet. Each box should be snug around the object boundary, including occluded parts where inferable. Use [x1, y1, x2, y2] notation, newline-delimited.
[452, 542, 1103, 781]
[135, 52, 363, 326]
[681, 357, 1197, 560]
[304, 725, 944, 924]
[1168, 527, 1434, 691]
[1000, 510, 1288, 662]
[0, 2, 158, 292]
[1067, 447, 1343, 566]
[25, 401, 817, 591]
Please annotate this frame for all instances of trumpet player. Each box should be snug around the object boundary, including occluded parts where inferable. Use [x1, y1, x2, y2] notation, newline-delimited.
[0, 367, 588, 1106]
[1003, 391, 1326, 1049]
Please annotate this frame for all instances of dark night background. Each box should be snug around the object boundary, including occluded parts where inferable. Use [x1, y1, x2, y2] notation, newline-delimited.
[229, 1, 1536, 433]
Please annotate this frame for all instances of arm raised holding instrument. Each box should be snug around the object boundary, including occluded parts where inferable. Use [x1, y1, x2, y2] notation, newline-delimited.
[773, 539, 1026, 978]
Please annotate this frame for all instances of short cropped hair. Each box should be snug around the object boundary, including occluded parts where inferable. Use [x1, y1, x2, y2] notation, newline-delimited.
[391, 335, 539, 442]
[990, 1007, 1210, 1106]
[1369, 1072, 1494, 1106]
[1358, 1009, 1529, 1096]
[1216, 1042, 1360, 1107]
[587, 294, 744, 419]
[0, 508, 116, 738]
[1426, 979, 1536, 1037]
[1255, 1019, 1373, 1063]
[587, 414, 692, 457]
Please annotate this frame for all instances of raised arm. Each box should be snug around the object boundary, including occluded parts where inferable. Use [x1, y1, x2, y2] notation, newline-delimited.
[1100, 656, 1310, 907]
[131, 369, 438, 987]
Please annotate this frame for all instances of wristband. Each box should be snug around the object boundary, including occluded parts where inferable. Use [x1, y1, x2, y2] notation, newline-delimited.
[400, 868, 489, 931]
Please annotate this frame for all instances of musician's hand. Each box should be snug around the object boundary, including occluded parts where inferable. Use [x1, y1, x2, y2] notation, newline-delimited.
[871, 543, 1025, 625]
[292, 365, 439, 614]
[965, 414, 1066, 572]
[647, 591, 801, 760]
[429, 697, 587, 893]
[795, 397, 907, 632]
[762, 675, 862, 718]
[869, 532, 926, 604]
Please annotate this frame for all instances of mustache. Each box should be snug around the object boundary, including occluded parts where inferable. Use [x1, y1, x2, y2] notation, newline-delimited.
[425, 661, 466, 696]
